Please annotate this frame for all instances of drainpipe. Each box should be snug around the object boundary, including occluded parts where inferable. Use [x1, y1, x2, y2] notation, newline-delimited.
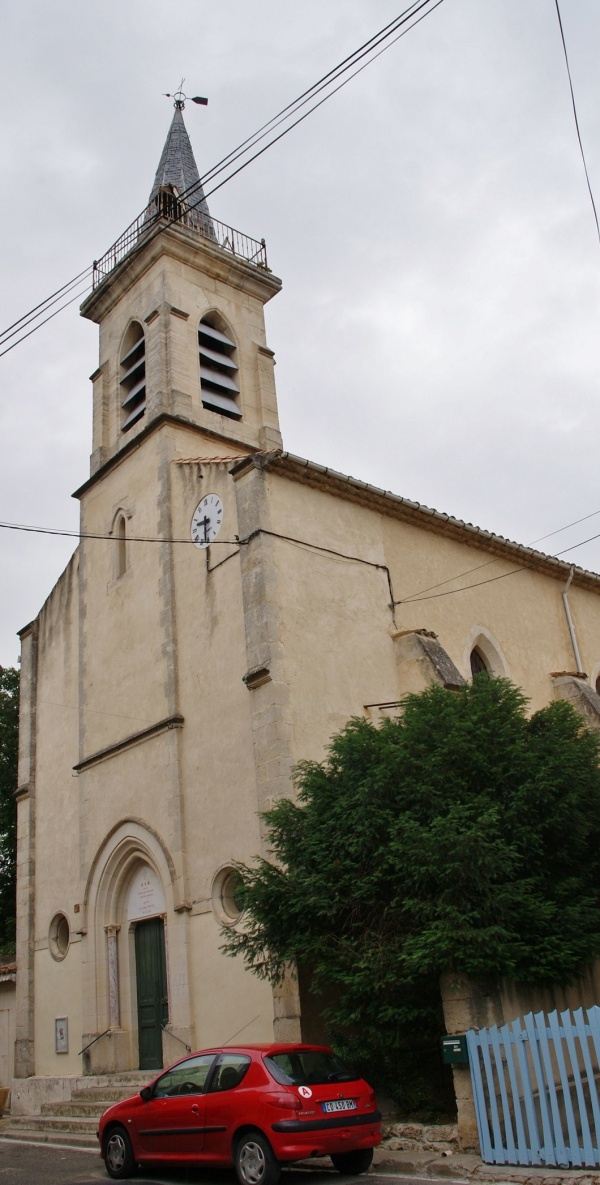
[562, 566, 584, 675]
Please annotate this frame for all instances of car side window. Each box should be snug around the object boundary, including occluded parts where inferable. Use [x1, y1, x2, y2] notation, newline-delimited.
[208, 1053, 251, 1093]
[153, 1054, 216, 1097]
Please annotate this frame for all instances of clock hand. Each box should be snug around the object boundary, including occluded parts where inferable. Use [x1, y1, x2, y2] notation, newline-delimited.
[201, 514, 210, 543]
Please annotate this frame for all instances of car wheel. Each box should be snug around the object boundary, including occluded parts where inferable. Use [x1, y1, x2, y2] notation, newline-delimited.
[104, 1126, 136, 1179]
[235, 1131, 281, 1185]
[330, 1148, 374, 1175]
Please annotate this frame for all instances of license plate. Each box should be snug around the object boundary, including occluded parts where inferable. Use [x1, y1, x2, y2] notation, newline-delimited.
[322, 1099, 356, 1113]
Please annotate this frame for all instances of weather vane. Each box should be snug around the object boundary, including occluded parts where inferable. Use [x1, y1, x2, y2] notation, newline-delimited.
[163, 79, 207, 110]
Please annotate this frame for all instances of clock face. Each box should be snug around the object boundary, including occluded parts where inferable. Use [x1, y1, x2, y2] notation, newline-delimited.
[191, 494, 224, 548]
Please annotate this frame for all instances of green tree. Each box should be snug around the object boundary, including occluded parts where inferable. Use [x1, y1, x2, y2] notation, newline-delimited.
[223, 678, 600, 1109]
[0, 667, 19, 956]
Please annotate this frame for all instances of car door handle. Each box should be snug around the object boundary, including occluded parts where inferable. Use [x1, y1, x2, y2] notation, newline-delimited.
[191, 1105, 200, 1115]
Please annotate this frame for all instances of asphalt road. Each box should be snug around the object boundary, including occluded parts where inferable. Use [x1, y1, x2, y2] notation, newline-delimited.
[0, 1141, 436, 1185]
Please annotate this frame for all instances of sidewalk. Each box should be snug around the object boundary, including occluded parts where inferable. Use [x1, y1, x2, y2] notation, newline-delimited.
[295, 1145, 600, 1185]
[370, 1145, 600, 1185]
[4, 1110, 600, 1185]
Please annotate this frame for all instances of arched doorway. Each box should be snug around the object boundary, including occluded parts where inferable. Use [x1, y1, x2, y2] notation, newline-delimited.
[134, 917, 168, 1070]
[83, 820, 194, 1074]
[126, 863, 168, 1071]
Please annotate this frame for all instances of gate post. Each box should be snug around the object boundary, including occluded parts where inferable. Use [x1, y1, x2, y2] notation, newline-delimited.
[440, 970, 504, 1151]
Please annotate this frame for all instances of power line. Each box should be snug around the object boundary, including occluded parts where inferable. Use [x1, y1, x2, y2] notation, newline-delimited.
[3, 501, 600, 626]
[554, 0, 600, 245]
[0, 0, 446, 358]
[531, 507, 600, 546]
[556, 529, 600, 560]
[185, 2, 430, 196]
[2, 0, 596, 366]
[3, 510, 600, 578]
[0, 279, 93, 360]
[180, 0, 446, 208]
[0, 266, 93, 347]
[202, 1, 448, 207]
[398, 563, 529, 604]
[398, 530, 600, 606]
[0, 521, 209, 544]
[397, 507, 600, 604]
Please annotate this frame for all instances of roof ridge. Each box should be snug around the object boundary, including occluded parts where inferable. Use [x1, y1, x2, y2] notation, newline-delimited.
[269, 452, 600, 589]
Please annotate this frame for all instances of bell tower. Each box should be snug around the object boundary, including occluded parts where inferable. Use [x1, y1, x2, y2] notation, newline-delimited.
[80, 100, 282, 477]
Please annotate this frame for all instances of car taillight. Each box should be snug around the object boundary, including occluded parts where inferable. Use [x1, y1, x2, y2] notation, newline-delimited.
[367, 1090, 377, 1110]
[264, 1093, 302, 1112]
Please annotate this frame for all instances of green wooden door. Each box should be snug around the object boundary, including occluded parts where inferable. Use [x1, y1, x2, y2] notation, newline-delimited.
[135, 917, 168, 1071]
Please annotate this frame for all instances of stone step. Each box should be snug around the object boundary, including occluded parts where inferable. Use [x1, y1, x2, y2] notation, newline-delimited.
[4, 1071, 158, 1150]
[0, 1124, 98, 1151]
[76, 1072, 155, 1087]
[41, 1100, 115, 1117]
[8, 1114, 99, 1135]
[71, 1083, 147, 1103]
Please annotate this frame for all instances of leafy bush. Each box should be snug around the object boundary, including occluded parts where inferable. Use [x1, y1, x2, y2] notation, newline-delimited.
[223, 678, 600, 1110]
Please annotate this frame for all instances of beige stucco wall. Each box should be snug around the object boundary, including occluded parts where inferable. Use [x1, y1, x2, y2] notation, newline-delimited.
[187, 912, 273, 1051]
[22, 555, 81, 1076]
[18, 433, 280, 1075]
[0, 979, 16, 1088]
[263, 470, 600, 770]
[33, 948, 83, 1076]
[78, 431, 181, 761]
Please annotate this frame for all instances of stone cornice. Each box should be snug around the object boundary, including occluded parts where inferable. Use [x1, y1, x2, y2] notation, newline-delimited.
[232, 450, 600, 595]
[72, 414, 259, 500]
[80, 220, 281, 324]
[73, 714, 184, 773]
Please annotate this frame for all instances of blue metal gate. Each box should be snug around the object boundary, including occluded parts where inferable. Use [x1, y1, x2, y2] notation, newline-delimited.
[466, 1006, 600, 1167]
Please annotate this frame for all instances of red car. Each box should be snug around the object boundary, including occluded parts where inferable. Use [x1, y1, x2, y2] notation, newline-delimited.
[98, 1042, 381, 1182]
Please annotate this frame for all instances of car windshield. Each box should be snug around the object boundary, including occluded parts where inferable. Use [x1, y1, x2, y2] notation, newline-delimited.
[265, 1050, 356, 1086]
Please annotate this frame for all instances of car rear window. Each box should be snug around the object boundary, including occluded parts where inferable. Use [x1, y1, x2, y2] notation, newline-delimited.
[264, 1050, 356, 1086]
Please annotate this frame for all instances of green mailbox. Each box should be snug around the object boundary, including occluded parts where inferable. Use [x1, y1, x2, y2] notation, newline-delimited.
[441, 1034, 469, 1065]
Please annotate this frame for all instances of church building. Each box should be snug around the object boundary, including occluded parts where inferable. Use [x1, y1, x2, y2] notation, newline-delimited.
[13, 102, 600, 1091]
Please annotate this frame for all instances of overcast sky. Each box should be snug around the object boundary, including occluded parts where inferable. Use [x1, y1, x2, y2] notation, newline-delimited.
[1, 0, 599, 668]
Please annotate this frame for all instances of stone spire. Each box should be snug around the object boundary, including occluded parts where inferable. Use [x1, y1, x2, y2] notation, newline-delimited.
[148, 105, 215, 237]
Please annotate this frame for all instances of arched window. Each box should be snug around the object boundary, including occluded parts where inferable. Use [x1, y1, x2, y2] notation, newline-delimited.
[120, 322, 146, 432]
[198, 315, 241, 420]
[116, 514, 127, 577]
[470, 647, 490, 678]
[464, 627, 509, 681]
[595, 675, 600, 697]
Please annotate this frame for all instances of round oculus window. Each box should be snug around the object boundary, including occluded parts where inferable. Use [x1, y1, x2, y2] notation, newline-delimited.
[212, 867, 244, 925]
[49, 912, 70, 961]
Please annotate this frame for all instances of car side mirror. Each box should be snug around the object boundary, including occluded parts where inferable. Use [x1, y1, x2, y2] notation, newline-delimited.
[139, 1086, 152, 1102]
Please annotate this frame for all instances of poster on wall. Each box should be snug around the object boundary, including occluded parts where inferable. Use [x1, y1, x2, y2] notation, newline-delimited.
[55, 1017, 68, 1054]
[126, 865, 166, 921]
